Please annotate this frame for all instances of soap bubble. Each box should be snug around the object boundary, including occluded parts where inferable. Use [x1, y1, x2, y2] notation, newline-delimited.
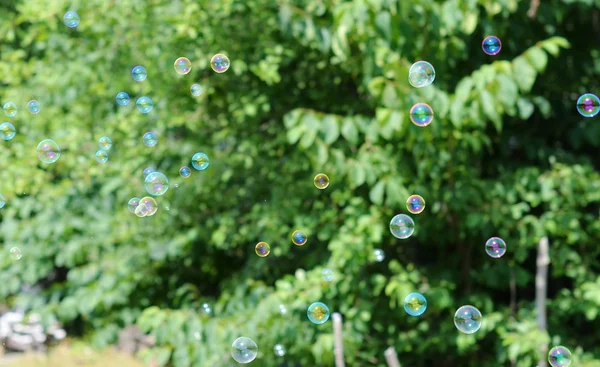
[202, 303, 212, 315]
[307, 302, 330, 324]
[190, 84, 203, 97]
[63, 11, 80, 28]
[191, 152, 209, 170]
[95, 149, 108, 164]
[143, 167, 155, 180]
[255, 242, 270, 257]
[179, 166, 191, 178]
[322, 268, 334, 282]
[174, 57, 192, 75]
[279, 304, 287, 315]
[576, 93, 600, 118]
[273, 344, 286, 357]
[98, 136, 112, 151]
[406, 195, 426, 214]
[389, 214, 415, 239]
[548, 346, 572, 367]
[3, 102, 17, 117]
[373, 248, 385, 262]
[408, 61, 435, 88]
[211, 53, 230, 73]
[404, 292, 427, 316]
[231, 337, 258, 364]
[132, 66, 147, 82]
[136, 197, 158, 217]
[136, 96, 153, 114]
[454, 305, 483, 334]
[143, 132, 158, 147]
[144, 172, 169, 196]
[410, 103, 434, 127]
[485, 237, 507, 258]
[313, 173, 330, 189]
[0, 122, 16, 141]
[291, 230, 307, 246]
[116, 92, 130, 106]
[9, 247, 22, 260]
[0, 194, 5, 209]
[128, 197, 140, 213]
[482, 36, 502, 56]
[27, 100, 41, 114]
[36, 139, 61, 164]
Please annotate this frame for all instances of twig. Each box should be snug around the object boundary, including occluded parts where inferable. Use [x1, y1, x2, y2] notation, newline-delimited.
[527, 0, 540, 19]
[384, 347, 401, 367]
[536, 237, 550, 367]
[332, 313, 345, 367]
[509, 267, 517, 367]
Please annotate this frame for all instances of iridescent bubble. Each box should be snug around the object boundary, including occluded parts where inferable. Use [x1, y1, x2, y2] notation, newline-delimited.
[314, 173, 330, 189]
[0, 122, 16, 141]
[190, 84, 203, 97]
[255, 242, 270, 257]
[291, 230, 307, 246]
[211, 53, 231, 73]
[548, 346, 572, 367]
[576, 93, 600, 118]
[0, 194, 5, 209]
[231, 337, 258, 364]
[98, 136, 112, 151]
[373, 248, 385, 262]
[136, 196, 158, 217]
[389, 214, 415, 239]
[143, 132, 158, 147]
[63, 11, 80, 28]
[131, 66, 147, 82]
[406, 195, 426, 214]
[404, 292, 427, 316]
[9, 247, 22, 260]
[191, 152, 209, 170]
[27, 100, 41, 114]
[116, 92, 130, 106]
[454, 305, 483, 334]
[174, 57, 192, 75]
[128, 197, 140, 214]
[95, 149, 108, 164]
[322, 268, 334, 282]
[3, 102, 17, 117]
[144, 172, 169, 196]
[307, 302, 330, 325]
[482, 36, 502, 56]
[179, 166, 191, 178]
[36, 139, 61, 164]
[485, 237, 507, 258]
[143, 167, 155, 180]
[410, 103, 434, 127]
[136, 96, 153, 114]
[273, 344, 286, 357]
[408, 61, 435, 88]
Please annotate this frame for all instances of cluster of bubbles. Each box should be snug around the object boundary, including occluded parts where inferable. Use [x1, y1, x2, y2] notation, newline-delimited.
[128, 196, 158, 217]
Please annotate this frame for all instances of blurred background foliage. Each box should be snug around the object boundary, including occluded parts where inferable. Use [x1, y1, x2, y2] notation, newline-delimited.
[0, 0, 599, 366]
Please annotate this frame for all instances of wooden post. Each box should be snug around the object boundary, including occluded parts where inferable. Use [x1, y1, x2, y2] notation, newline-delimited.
[536, 237, 550, 367]
[332, 313, 345, 367]
[384, 346, 401, 367]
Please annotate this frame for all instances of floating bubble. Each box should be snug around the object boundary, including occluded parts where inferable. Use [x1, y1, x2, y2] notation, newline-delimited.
[144, 172, 169, 196]
[202, 303, 212, 315]
[307, 302, 330, 324]
[231, 337, 258, 364]
[132, 66, 147, 82]
[179, 166, 191, 178]
[482, 36, 502, 56]
[191, 152, 209, 170]
[291, 230, 307, 246]
[143, 167, 155, 180]
[255, 241, 270, 257]
[576, 93, 600, 118]
[136, 196, 158, 217]
[279, 304, 288, 315]
[95, 149, 108, 164]
[174, 57, 192, 75]
[406, 195, 426, 214]
[548, 346, 572, 367]
[63, 11, 80, 28]
[408, 61, 435, 88]
[314, 173, 330, 189]
[211, 53, 230, 73]
[410, 103, 434, 127]
[0, 194, 5, 209]
[36, 139, 61, 164]
[116, 92, 130, 106]
[98, 136, 112, 151]
[27, 100, 41, 114]
[390, 214, 415, 239]
[190, 84, 203, 97]
[143, 132, 158, 147]
[454, 305, 483, 334]
[136, 96, 153, 114]
[128, 197, 140, 213]
[404, 292, 427, 316]
[0, 122, 16, 141]
[373, 248, 385, 262]
[9, 247, 22, 260]
[485, 237, 507, 258]
[273, 344, 286, 357]
[322, 268, 334, 282]
[3, 102, 17, 117]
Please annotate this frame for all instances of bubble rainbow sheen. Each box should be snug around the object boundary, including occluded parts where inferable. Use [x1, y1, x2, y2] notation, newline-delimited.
[128, 197, 141, 213]
[307, 302, 330, 324]
[255, 241, 270, 257]
[454, 305, 483, 334]
[36, 139, 61, 164]
[408, 61, 435, 88]
[410, 103, 434, 127]
[485, 237, 507, 258]
[174, 57, 192, 75]
[144, 172, 169, 196]
[313, 173, 330, 189]
[291, 230, 308, 246]
[406, 195, 425, 214]
[390, 214, 415, 239]
[576, 93, 600, 118]
[548, 346, 572, 367]
[482, 35, 502, 56]
[210, 53, 231, 73]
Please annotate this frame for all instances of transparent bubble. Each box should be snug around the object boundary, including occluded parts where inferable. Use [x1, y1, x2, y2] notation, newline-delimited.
[144, 172, 169, 196]
[406, 195, 425, 214]
[255, 241, 270, 257]
[136, 96, 153, 114]
[128, 197, 140, 214]
[291, 230, 307, 246]
[63, 11, 80, 28]
[373, 248, 385, 262]
[95, 149, 108, 164]
[231, 337, 258, 364]
[132, 66, 147, 82]
[454, 305, 483, 334]
[548, 346, 572, 367]
[410, 103, 434, 127]
[307, 302, 330, 324]
[0, 122, 16, 141]
[9, 247, 22, 260]
[98, 136, 112, 151]
[404, 292, 427, 316]
[576, 93, 600, 118]
[36, 139, 61, 164]
[0, 194, 5, 209]
[211, 53, 230, 73]
[482, 36, 502, 56]
[143, 132, 158, 147]
[3, 102, 17, 118]
[143, 167, 155, 180]
[136, 197, 158, 217]
[314, 173, 330, 189]
[174, 57, 192, 75]
[273, 344, 286, 357]
[202, 303, 212, 315]
[116, 92, 130, 106]
[190, 84, 203, 97]
[322, 268, 334, 282]
[279, 304, 288, 315]
[408, 61, 435, 88]
[179, 166, 191, 178]
[390, 214, 415, 239]
[191, 152, 209, 170]
[27, 100, 41, 114]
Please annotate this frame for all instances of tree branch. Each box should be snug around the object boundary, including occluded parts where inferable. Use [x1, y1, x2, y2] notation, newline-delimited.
[384, 346, 401, 367]
[332, 313, 345, 367]
[536, 237, 550, 367]
[527, 0, 541, 19]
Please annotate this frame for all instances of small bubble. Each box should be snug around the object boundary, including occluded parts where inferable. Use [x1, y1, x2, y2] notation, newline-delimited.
[116, 92, 130, 106]
[255, 242, 270, 257]
[128, 197, 140, 214]
[9, 247, 22, 260]
[143, 167, 155, 180]
[190, 84, 203, 97]
[307, 302, 330, 324]
[202, 303, 212, 315]
[485, 237, 507, 258]
[273, 344, 286, 357]
[211, 54, 231, 73]
[27, 100, 41, 114]
[63, 11, 80, 28]
[95, 149, 108, 164]
[142, 132, 158, 147]
[291, 230, 307, 246]
[404, 292, 427, 316]
[3, 102, 17, 118]
[410, 103, 434, 127]
[279, 304, 287, 315]
[0, 122, 16, 141]
[482, 36, 502, 56]
[179, 166, 191, 178]
[132, 66, 147, 82]
[321, 268, 334, 282]
[174, 57, 192, 75]
[136, 96, 153, 114]
[373, 248, 385, 262]
[98, 136, 112, 151]
[406, 195, 425, 214]
[408, 61, 435, 88]
[313, 173, 330, 189]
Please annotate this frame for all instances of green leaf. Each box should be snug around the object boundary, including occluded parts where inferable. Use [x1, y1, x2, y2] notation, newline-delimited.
[321, 115, 340, 144]
[525, 47, 548, 72]
[341, 117, 359, 144]
[517, 97, 534, 120]
[512, 56, 537, 92]
[369, 180, 385, 205]
[480, 89, 502, 131]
